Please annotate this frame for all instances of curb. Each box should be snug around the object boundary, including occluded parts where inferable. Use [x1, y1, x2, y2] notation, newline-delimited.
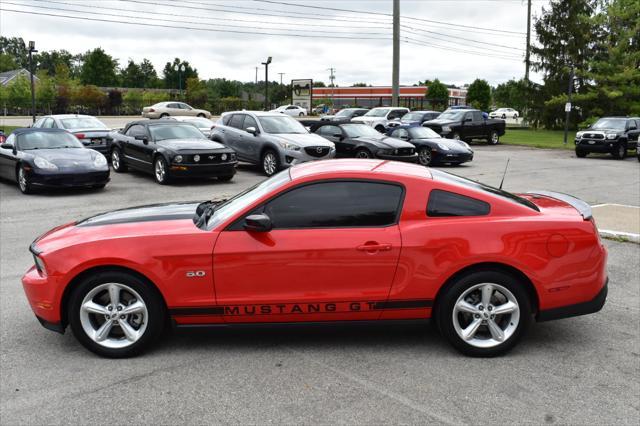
[599, 229, 640, 244]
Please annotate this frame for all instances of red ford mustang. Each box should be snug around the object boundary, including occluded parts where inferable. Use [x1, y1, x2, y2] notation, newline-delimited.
[22, 160, 608, 357]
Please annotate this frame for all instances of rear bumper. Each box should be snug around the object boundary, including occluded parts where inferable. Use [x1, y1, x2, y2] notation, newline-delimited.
[537, 278, 608, 322]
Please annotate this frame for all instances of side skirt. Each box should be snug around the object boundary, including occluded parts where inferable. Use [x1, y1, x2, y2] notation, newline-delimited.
[172, 318, 432, 330]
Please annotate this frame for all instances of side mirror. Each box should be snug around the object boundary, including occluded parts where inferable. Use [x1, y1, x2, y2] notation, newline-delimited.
[1, 142, 14, 150]
[332, 133, 343, 139]
[134, 135, 149, 144]
[246, 126, 259, 136]
[244, 213, 272, 232]
[464, 117, 472, 123]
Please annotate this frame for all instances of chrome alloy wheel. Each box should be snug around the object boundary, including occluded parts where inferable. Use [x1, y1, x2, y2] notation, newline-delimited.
[154, 158, 166, 182]
[452, 283, 520, 348]
[263, 152, 277, 176]
[79, 283, 148, 349]
[490, 131, 499, 144]
[355, 150, 371, 159]
[111, 150, 120, 170]
[418, 147, 432, 166]
[18, 167, 27, 192]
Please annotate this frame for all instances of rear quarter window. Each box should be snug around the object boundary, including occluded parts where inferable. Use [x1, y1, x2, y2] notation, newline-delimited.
[427, 189, 490, 217]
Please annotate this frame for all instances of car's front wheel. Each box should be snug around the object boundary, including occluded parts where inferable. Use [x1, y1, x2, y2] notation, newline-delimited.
[153, 156, 171, 184]
[111, 148, 127, 172]
[68, 270, 165, 358]
[488, 130, 499, 145]
[417, 147, 432, 166]
[261, 150, 280, 176]
[612, 143, 627, 160]
[218, 174, 234, 182]
[576, 149, 588, 158]
[17, 165, 33, 194]
[355, 148, 373, 159]
[436, 270, 532, 357]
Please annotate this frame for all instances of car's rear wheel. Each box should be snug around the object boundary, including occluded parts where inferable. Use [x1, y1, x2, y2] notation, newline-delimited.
[262, 150, 280, 176]
[160, 113, 169, 118]
[612, 143, 627, 159]
[111, 148, 127, 172]
[575, 149, 588, 158]
[197, 113, 205, 118]
[68, 271, 165, 358]
[417, 147, 432, 166]
[299, 112, 304, 117]
[17, 165, 33, 194]
[436, 270, 532, 357]
[501, 114, 506, 119]
[488, 130, 499, 145]
[153, 156, 171, 184]
[355, 148, 373, 159]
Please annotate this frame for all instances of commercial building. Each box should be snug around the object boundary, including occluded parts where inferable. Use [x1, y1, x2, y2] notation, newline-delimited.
[312, 85, 467, 109]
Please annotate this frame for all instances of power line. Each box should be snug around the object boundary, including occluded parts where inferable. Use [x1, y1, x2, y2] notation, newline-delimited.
[405, 39, 523, 61]
[401, 25, 525, 53]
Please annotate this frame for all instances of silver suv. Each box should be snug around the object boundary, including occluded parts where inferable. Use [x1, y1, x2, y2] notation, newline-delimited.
[211, 111, 335, 176]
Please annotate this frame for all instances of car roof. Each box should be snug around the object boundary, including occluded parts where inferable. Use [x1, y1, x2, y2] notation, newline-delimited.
[126, 119, 193, 127]
[289, 159, 432, 181]
[11, 127, 69, 135]
[42, 114, 98, 119]
[226, 110, 288, 117]
[407, 110, 438, 114]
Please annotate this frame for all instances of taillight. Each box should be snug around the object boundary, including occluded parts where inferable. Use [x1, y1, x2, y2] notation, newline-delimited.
[149, 108, 155, 112]
[0, 134, 5, 144]
[75, 133, 85, 140]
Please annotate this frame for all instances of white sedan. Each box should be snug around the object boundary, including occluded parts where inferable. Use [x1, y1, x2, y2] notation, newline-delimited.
[489, 108, 519, 119]
[271, 105, 307, 116]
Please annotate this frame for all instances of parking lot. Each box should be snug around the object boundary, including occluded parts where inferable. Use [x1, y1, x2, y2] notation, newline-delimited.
[1, 145, 639, 424]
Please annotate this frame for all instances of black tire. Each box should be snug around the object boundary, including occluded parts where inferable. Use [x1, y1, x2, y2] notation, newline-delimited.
[612, 143, 627, 159]
[488, 130, 499, 145]
[501, 114, 506, 119]
[160, 113, 169, 118]
[92, 184, 106, 190]
[217, 174, 234, 182]
[375, 125, 386, 133]
[16, 164, 33, 194]
[299, 112, 304, 117]
[67, 270, 165, 358]
[197, 113, 205, 118]
[435, 270, 532, 357]
[153, 156, 172, 184]
[513, 114, 518, 119]
[575, 149, 588, 158]
[111, 148, 127, 172]
[355, 148, 373, 159]
[451, 132, 462, 141]
[261, 149, 280, 177]
[417, 147, 432, 166]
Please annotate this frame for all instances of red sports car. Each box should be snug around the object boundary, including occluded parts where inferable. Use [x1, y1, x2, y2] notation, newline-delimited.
[22, 160, 608, 357]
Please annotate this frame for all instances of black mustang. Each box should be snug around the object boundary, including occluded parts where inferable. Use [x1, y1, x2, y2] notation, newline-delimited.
[110, 120, 237, 184]
[311, 122, 417, 162]
[0, 128, 110, 194]
[387, 125, 474, 166]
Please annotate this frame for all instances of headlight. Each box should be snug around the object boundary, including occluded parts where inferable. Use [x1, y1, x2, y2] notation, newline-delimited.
[93, 153, 107, 167]
[230, 153, 237, 161]
[459, 141, 470, 149]
[575, 131, 584, 139]
[437, 143, 451, 151]
[174, 155, 183, 163]
[221, 153, 228, 161]
[34, 157, 58, 170]
[605, 133, 617, 140]
[33, 254, 46, 275]
[278, 142, 300, 151]
[442, 126, 451, 133]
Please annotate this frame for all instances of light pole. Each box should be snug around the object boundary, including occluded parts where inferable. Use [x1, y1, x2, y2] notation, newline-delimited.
[28, 41, 38, 124]
[174, 63, 185, 99]
[261, 56, 272, 110]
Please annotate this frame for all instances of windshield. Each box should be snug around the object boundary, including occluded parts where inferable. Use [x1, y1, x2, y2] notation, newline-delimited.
[438, 111, 466, 121]
[149, 124, 206, 141]
[402, 112, 424, 121]
[342, 124, 382, 138]
[409, 127, 441, 139]
[183, 118, 214, 128]
[364, 108, 389, 117]
[430, 169, 539, 211]
[591, 118, 626, 130]
[259, 116, 307, 134]
[60, 117, 108, 130]
[335, 109, 355, 117]
[207, 170, 291, 229]
[19, 132, 84, 150]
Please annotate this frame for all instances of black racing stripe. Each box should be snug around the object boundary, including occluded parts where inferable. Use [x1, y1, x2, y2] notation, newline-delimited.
[371, 299, 434, 310]
[170, 307, 225, 316]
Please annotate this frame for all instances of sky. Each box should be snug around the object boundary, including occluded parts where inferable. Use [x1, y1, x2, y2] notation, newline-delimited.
[0, 0, 551, 87]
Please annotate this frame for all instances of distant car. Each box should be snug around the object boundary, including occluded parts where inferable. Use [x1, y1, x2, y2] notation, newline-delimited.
[387, 110, 441, 129]
[271, 105, 307, 117]
[142, 102, 211, 119]
[320, 108, 369, 122]
[0, 128, 110, 194]
[32, 114, 113, 155]
[489, 108, 519, 119]
[351, 107, 410, 132]
[575, 117, 640, 160]
[311, 122, 417, 162]
[110, 120, 237, 184]
[0, 129, 6, 144]
[212, 111, 335, 176]
[423, 109, 506, 144]
[164, 116, 215, 138]
[387, 125, 473, 166]
[447, 106, 489, 119]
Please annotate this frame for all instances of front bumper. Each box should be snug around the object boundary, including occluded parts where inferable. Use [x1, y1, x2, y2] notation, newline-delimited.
[376, 153, 419, 163]
[29, 170, 110, 188]
[575, 139, 621, 153]
[22, 265, 64, 328]
[537, 278, 608, 322]
[280, 147, 336, 167]
[169, 162, 237, 177]
[433, 151, 474, 164]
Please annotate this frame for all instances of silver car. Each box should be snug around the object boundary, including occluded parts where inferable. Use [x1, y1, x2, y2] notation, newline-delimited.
[164, 116, 215, 138]
[32, 114, 112, 155]
[211, 111, 335, 176]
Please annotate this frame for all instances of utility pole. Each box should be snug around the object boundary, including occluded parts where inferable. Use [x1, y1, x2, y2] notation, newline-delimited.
[327, 67, 335, 108]
[261, 56, 272, 110]
[278, 72, 285, 85]
[391, 0, 400, 107]
[255, 66, 258, 85]
[525, 0, 531, 82]
[563, 66, 574, 146]
[28, 41, 38, 124]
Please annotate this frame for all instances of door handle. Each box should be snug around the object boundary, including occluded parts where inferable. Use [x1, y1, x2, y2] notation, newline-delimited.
[356, 242, 392, 252]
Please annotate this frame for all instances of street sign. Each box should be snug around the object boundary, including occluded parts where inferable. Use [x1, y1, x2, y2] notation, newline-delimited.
[565, 102, 572, 112]
[291, 79, 313, 113]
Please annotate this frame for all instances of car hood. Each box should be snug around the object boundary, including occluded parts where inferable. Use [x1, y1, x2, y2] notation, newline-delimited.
[584, 128, 620, 133]
[423, 118, 458, 126]
[355, 136, 414, 149]
[271, 133, 335, 147]
[352, 116, 385, 123]
[26, 148, 100, 166]
[76, 202, 200, 227]
[156, 138, 227, 150]
[412, 138, 471, 152]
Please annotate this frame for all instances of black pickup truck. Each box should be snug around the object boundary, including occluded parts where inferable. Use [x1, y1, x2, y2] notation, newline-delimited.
[575, 117, 640, 159]
[422, 109, 506, 144]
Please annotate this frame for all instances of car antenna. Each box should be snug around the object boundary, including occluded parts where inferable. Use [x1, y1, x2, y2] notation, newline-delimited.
[499, 158, 510, 190]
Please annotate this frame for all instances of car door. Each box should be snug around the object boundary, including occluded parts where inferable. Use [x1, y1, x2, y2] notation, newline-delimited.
[123, 124, 151, 169]
[460, 112, 475, 139]
[0, 133, 18, 180]
[212, 180, 404, 323]
[224, 114, 249, 159]
[626, 120, 640, 144]
[240, 114, 263, 161]
[316, 125, 345, 155]
[179, 103, 197, 117]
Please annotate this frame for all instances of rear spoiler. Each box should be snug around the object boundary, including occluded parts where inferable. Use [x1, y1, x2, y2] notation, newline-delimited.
[527, 191, 592, 220]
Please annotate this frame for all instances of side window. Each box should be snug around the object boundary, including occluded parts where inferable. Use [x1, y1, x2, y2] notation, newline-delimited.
[287, 106, 297, 110]
[42, 118, 53, 128]
[242, 115, 258, 131]
[427, 190, 490, 217]
[3, 133, 16, 148]
[33, 118, 44, 128]
[179, 103, 192, 110]
[388, 110, 405, 120]
[167, 103, 180, 109]
[317, 125, 341, 137]
[228, 114, 245, 129]
[464, 112, 473, 122]
[392, 129, 408, 139]
[263, 181, 403, 229]
[126, 125, 146, 137]
[222, 114, 232, 125]
[472, 111, 483, 122]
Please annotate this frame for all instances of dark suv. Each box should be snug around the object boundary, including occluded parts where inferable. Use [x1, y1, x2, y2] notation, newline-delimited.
[575, 117, 640, 159]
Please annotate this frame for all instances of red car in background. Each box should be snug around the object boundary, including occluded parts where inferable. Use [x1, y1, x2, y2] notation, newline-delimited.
[22, 160, 608, 358]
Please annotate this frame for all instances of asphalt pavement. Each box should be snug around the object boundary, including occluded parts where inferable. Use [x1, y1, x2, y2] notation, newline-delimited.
[1, 145, 639, 424]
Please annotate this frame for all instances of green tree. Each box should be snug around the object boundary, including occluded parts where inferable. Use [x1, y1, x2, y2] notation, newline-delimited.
[0, 36, 27, 68]
[36, 50, 74, 76]
[120, 59, 144, 88]
[139, 59, 159, 88]
[7, 75, 32, 109]
[425, 78, 449, 110]
[36, 71, 57, 113]
[74, 85, 106, 113]
[466, 79, 492, 111]
[162, 58, 198, 90]
[80, 48, 118, 86]
[0, 53, 17, 72]
[492, 79, 529, 114]
[186, 77, 208, 107]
